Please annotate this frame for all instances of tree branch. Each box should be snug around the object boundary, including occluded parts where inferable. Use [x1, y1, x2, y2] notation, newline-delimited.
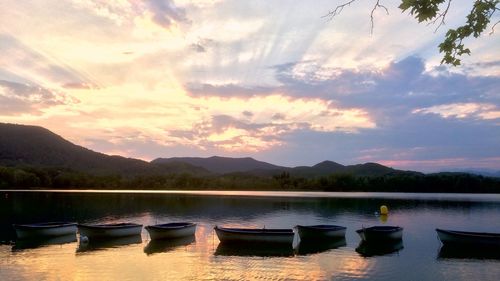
[428, 0, 453, 32]
[370, 0, 389, 34]
[323, 0, 357, 20]
[490, 19, 500, 34]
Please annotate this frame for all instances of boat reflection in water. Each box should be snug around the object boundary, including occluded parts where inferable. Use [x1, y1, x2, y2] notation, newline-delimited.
[355, 239, 404, 257]
[215, 242, 295, 257]
[12, 234, 77, 251]
[438, 244, 500, 260]
[295, 237, 346, 256]
[144, 236, 195, 255]
[77, 235, 142, 253]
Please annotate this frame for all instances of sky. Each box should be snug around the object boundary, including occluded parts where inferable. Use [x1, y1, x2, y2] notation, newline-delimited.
[0, 0, 499, 172]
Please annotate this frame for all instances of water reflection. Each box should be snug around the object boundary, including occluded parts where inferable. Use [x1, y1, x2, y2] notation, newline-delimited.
[295, 238, 346, 256]
[215, 242, 295, 257]
[12, 234, 77, 251]
[77, 235, 142, 253]
[144, 236, 195, 255]
[1, 191, 500, 281]
[355, 239, 404, 257]
[438, 245, 500, 260]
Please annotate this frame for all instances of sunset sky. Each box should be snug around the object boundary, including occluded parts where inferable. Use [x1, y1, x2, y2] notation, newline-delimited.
[1, 0, 499, 172]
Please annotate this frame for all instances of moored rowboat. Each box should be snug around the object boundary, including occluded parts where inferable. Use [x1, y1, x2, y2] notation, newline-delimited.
[146, 222, 196, 240]
[78, 223, 142, 239]
[13, 222, 77, 239]
[436, 228, 500, 247]
[296, 225, 346, 240]
[214, 226, 294, 244]
[356, 226, 403, 242]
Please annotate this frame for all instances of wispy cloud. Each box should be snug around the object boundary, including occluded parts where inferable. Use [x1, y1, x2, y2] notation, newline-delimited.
[0, 80, 77, 115]
[413, 103, 500, 120]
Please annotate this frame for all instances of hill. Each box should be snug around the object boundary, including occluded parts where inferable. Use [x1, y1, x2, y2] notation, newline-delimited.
[151, 156, 284, 174]
[0, 123, 207, 176]
[0, 123, 497, 192]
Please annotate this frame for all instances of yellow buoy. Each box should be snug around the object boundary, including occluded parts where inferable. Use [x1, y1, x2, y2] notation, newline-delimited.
[380, 205, 389, 215]
[379, 214, 388, 223]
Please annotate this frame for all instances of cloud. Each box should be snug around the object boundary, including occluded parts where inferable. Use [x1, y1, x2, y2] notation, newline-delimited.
[62, 82, 99, 90]
[71, 0, 189, 29]
[413, 103, 500, 120]
[0, 80, 76, 115]
[146, 0, 189, 28]
[186, 83, 275, 98]
[0, 33, 97, 88]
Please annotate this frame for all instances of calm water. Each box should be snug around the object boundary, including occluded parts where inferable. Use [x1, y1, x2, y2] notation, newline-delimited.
[1, 190, 500, 281]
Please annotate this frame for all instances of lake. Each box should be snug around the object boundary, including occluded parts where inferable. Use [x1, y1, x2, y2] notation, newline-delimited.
[1, 190, 500, 280]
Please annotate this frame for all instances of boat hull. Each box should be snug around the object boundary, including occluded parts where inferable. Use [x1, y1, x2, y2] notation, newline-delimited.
[214, 226, 294, 244]
[13, 222, 77, 239]
[296, 225, 346, 240]
[356, 226, 403, 242]
[78, 223, 142, 239]
[146, 223, 196, 240]
[436, 228, 500, 247]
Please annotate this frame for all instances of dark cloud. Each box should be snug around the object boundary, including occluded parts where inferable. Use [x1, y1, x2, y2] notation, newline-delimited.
[272, 113, 286, 120]
[186, 83, 275, 98]
[242, 111, 253, 117]
[62, 82, 98, 90]
[190, 43, 206, 53]
[0, 80, 75, 115]
[146, 0, 189, 28]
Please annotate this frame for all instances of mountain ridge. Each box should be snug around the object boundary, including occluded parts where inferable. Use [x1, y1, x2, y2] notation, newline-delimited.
[0, 122, 471, 178]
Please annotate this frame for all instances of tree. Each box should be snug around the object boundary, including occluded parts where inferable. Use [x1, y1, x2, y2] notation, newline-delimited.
[326, 0, 500, 66]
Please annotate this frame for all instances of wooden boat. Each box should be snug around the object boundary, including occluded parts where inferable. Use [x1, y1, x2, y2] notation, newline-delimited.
[13, 222, 77, 239]
[356, 226, 403, 242]
[214, 226, 294, 244]
[145, 222, 196, 240]
[296, 225, 346, 240]
[77, 223, 142, 239]
[436, 228, 500, 247]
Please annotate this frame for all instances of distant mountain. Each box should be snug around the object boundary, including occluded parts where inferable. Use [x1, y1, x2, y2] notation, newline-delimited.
[446, 169, 500, 178]
[0, 123, 430, 179]
[153, 156, 417, 178]
[0, 123, 207, 176]
[151, 156, 284, 174]
[289, 161, 415, 177]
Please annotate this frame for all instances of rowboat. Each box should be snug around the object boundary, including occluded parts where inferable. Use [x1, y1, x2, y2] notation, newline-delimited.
[13, 222, 77, 239]
[145, 222, 196, 240]
[78, 223, 143, 239]
[296, 225, 346, 241]
[436, 228, 500, 247]
[356, 239, 404, 257]
[214, 226, 294, 244]
[356, 226, 403, 242]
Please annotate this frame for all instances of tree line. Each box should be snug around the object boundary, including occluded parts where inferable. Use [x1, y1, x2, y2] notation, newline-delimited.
[1, 165, 498, 193]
